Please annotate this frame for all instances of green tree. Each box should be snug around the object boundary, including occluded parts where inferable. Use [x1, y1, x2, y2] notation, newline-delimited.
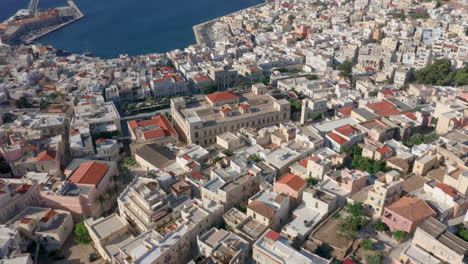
[306, 75, 318, 81]
[455, 226, 468, 242]
[200, 83, 218, 94]
[336, 60, 353, 79]
[373, 221, 388, 232]
[74, 222, 92, 244]
[259, 75, 270, 85]
[310, 112, 322, 121]
[306, 177, 319, 186]
[338, 202, 368, 238]
[365, 251, 383, 264]
[15, 97, 34, 108]
[124, 157, 137, 167]
[249, 155, 263, 163]
[360, 239, 373, 250]
[392, 230, 407, 241]
[239, 201, 248, 213]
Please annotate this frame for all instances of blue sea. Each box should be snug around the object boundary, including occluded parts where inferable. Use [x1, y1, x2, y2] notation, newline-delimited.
[0, 0, 263, 58]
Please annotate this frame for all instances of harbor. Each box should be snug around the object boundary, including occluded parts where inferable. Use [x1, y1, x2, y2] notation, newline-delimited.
[0, 0, 84, 45]
[24, 1, 84, 43]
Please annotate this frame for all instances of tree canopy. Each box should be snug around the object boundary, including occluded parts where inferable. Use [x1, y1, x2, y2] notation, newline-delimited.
[74, 222, 92, 244]
[413, 59, 468, 86]
[200, 82, 218, 94]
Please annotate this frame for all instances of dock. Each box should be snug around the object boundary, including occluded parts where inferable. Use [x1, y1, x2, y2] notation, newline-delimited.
[24, 0, 84, 43]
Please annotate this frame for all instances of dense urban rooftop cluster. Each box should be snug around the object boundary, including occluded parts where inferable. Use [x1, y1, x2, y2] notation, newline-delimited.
[0, 0, 467, 263]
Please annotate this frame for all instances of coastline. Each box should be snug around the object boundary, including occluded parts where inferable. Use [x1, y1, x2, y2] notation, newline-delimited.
[193, 0, 269, 47]
[25, 1, 84, 43]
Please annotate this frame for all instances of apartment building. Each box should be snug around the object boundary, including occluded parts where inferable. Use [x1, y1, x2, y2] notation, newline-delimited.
[128, 115, 178, 154]
[247, 189, 290, 232]
[171, 86, 290, 146]
[85, 213, 134, 262]
[408, 217, 468, 264]
[71, 102, 121, 135]
[118, 177, 189, 233]
[7, 207, 73, 252]
[201, 156, 275, 210]
[365, 170, 404, 217]
[253, 229, 328, 264]
[197, 228, 250, 264]
[382, 195, 436, 233]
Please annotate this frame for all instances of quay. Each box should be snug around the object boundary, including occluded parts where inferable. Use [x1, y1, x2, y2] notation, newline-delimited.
[24, 1, 84, 43]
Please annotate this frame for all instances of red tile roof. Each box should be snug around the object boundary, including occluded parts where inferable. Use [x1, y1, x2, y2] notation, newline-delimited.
[40, 210, 57, 222]
[15, 184, 31, 194]
[276, 173, 306, 191]
[435, 183, 458, 198]
[69, 162, 110, 186]
[36, 150, 56, 162]
[247, 201, 274, 219]
[386, 196, 436, 221]
[264, 230, 281, 242]
[143, 128, 167, 140]
[377, 146, 393, 154]
[366, 100, 400, 116]
[335, 124, 358, 137]
[403, 112, 417, 120]
[337, 106, 354, 116]
[327, 132, 349, 145]
[206, 91, 239, 103]
[129, 115, 177, 140]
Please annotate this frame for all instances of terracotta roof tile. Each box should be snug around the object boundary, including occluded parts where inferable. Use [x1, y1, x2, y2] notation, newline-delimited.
[247, 201, 275, 219]
[386, 196, 436, 221]
[68, 161, 110, 186]
[36, 150, 56, 162]
[327, 132, 349, 145]
[206, 91, 239, 103]
[276, 173, 306, 191]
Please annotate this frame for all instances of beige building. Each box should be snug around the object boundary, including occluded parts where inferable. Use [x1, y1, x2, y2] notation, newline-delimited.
[8, 207, 73, 252]
[365, 171, 404, 217]
[413, 153, 439, 176]
[407, 217, 468, 264]
[85, 213, 134, 262]
[223, 208, 268, 244]
[216, 132, 244, 151]
[197, 227, 250, 264]
[171, 87, 290, 146]
[118, 177, 183, 233]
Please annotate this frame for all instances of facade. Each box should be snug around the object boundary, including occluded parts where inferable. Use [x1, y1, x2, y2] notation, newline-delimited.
[40, 159, 117, 219]
[382, 195, 437, 233]
[0, 181, 40, 223]
[85, 213, 134, 262]
[171, 88, 290, 146]
[273, 173, 306, 209]
[408, 217, 468, 264]
[197, 228, 250, 264]
[8, 207, 73, 252]
[117, 177, 184, 233]
[201, 156, 275, 211]
[246, 189, 290, 231]
[365, 171, 404, 217]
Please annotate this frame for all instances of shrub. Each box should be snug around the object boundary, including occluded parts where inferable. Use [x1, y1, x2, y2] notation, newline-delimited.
[373, 221, 388, 232]
[74, 222, 91, 244]
[360, 239, 373, 250]
[392, 230, 407, 241]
